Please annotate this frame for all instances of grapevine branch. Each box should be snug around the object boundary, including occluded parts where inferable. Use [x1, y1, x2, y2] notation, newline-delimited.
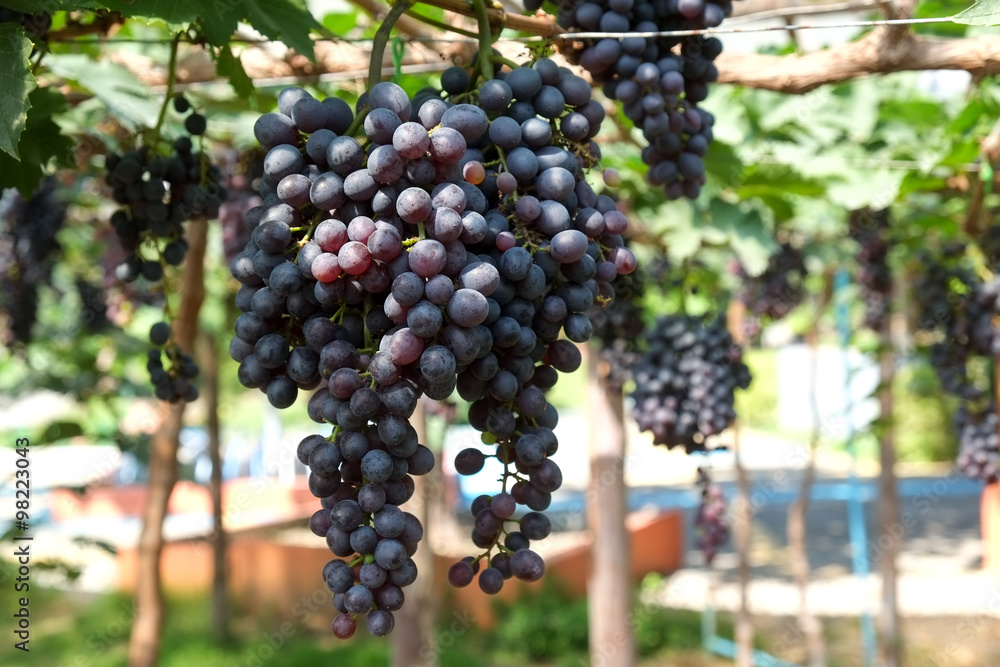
[369, 0, 414, 88]
[79, 1, 1000, 96]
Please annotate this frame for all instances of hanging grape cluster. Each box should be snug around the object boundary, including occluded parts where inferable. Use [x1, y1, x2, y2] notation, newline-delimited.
[103, 95, 225, 403]
[914, 243, 1000, 482]
[588, 242, 646, 393]
[631, 314, 751, 452]
[848, 208, 891, 331]
[0, 8, 52, 40]
[229, 53, 636, 637]
[0, 179, 66, 346]
[553, 0, 738, 199]
[737, 242, 808, 328]
[694, 466, 729, 564]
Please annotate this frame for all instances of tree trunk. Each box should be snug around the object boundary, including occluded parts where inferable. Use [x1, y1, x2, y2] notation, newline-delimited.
[393, 399, 437, 667]
[877, 319, 901, 667]
[726, 300, 754, 667]
[587, 346, 636, 667]
[127, 217, 208, 667]
[788, 327, 826, 667]
[201, 330, 229, 644]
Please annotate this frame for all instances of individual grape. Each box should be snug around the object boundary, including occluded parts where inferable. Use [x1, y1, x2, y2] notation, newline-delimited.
[150, 321, 171, 346]
[185, 113, 207, 136]
[455, 448, 486, 475]
[448, 560, 475, 587]
[331, 613, 357, 639]
[509, 549, 545, 581]
[478, 567, 504, 594]
[463, 161, 486, 185]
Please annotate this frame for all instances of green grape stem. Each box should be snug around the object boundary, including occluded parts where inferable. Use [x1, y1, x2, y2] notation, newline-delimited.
[368, 0, 413, 90]
[471, 0, 494, 83]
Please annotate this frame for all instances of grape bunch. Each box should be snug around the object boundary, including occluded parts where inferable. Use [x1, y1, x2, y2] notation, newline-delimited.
[954, 404, 1000, 483]
[229, 55, 636, 637]
[218, 149, 265, 265]
[848, 209, 891, 331]
[553, 0, 739, 199]
[0, 8, 52, 40]
[913, 245, 1000, 482]
[588, 243, 646, 393]
[630, 314, 750, 451]
[737, 242, 807, 321]
[0, 178, 67, 346]
[103, 95, 226, 402]
[693, 466, 728, 564]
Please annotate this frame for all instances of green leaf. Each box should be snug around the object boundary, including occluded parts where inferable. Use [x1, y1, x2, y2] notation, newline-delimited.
[46, 53, 160, 128]
[0, 87, 74, 193]
[0, 24, 36, 158]
[215, 45, 255, 100]
[38, 420, 85, 443]
[244, 0, 321, 60]
[708, 200, 777, 276]
[0, 0, 96, 10]
[953, 0, 1000, 25]
[100, 0, 200, 28]
[198, 5, 242, 47]
[322, 10, 359, 36]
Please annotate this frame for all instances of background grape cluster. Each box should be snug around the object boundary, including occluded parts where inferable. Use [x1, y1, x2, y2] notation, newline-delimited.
[849, 208, 891, 331]
[553, 0, 738, 199]
[0, 179, 66, 346]
[0, 7, 52, 40]
[738, 242, 807, 323]
[228, 53, 636, 636]
[694, 466, 729, 564]
[914, 243, 1000, 482]
[588, 242, 645, 393]
[103, 95, 225, 403]
[630, 314, 751, 452]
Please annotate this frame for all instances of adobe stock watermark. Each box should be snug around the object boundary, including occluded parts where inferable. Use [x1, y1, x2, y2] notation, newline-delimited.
[56, 599, 139, 667]
[241, 584, 331, 667]
[411, 608, 476, 664]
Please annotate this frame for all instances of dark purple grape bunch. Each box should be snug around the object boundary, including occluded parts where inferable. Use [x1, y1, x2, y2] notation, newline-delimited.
[0, 178, 66, 346]
[694, 466, 729, 564]
[553, 0, 739, 200]
[0, 8, 52, 40]
[737, 242, 807, 323]
[955, 404, 1000, 483]
[106, 94, 225, 286]
[848, 208, 891, 331]
[912, 243, 1000, 483]
[229, 53, 637, 634]
[588, 242, 646, 393]
[630, 314, 751, 452]
[146, 321, 199, 403]
[103, 94, 226, 402]
[218, 148, 265, 265]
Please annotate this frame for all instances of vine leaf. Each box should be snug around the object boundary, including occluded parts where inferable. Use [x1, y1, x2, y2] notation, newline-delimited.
[708, 200, 776, 277]
[215, 45, 255, 100]
[243, 0, 322, 61]
[0, 24, 36, 159]
[952, 0, 1000, 25]
[0, 88, 74, 193]
[46, 54, 160, 129]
